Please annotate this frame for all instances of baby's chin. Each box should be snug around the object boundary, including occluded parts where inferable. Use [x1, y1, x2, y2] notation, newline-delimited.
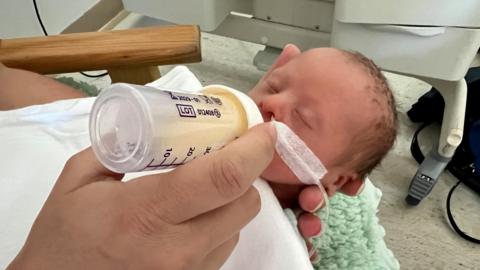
[260, 158, 301, 184]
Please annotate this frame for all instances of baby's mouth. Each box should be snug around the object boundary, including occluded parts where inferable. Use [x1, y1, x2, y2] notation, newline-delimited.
[259, 109, 273, 123]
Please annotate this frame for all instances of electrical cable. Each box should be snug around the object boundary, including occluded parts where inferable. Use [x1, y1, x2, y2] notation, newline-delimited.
[446, 181, 480, 244]
[32, 0, 48, 36]
[411, 122, 480, 244]
[32, 0, 108, 78]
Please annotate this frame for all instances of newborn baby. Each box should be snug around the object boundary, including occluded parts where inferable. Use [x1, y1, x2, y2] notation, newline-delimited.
[249, 44, 397, 237]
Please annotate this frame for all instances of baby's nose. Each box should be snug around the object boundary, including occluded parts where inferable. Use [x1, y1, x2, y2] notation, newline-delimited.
[257, 101, 273, 122]
[260, 97, 288, 122]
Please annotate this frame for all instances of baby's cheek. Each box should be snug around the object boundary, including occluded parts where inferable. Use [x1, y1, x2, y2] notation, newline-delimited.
[260, 153, 300, 184]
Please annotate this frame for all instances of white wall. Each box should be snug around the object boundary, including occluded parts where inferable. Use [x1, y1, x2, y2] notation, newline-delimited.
[0, 0, 99, 38]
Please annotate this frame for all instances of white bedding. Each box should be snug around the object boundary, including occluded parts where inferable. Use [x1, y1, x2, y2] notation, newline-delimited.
[0, 66, 313, 270]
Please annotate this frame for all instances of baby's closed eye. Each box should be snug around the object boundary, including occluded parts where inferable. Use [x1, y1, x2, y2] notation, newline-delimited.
[265, 80, 280, 94]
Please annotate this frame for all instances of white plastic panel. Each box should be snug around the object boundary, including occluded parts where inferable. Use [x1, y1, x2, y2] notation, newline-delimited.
[335, 0, 480, 27]
[213, 14, 331, 51]
[331, 21, 480, 81]
[254, 0, 293, 24]
[122, 0, 251, 31]
[292, 0, 334, 32]
[254, 0, 334, 32]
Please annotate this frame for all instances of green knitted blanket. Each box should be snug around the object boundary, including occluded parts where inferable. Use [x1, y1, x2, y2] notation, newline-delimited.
[55, 77, 101, 96]
[313, 180, 399, 270]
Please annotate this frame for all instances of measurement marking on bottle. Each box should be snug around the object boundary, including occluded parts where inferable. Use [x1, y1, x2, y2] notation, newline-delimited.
[142, 146, 214, 171]
[145, 157, 167, 168]
[159, 158, 166, 166]
[168, 157, 178, 166]
[145, 158, 155, 168]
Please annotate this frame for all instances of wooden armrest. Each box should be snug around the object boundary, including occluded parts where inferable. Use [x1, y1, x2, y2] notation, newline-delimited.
[0, 25, 201, 74]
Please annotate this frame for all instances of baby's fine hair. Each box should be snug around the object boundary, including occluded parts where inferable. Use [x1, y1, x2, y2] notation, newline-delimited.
[342, 51, 398, 179]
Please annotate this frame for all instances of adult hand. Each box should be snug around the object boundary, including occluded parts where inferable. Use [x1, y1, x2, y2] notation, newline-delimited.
[8, 123, 276, 270]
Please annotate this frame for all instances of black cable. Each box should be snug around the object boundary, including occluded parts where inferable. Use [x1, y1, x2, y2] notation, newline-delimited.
[411, 122, 480, 243]
[410, 122, 430, 164]
[33, 0, 48, 36]
[446, 181, 480, 244]
[79, 71, 109, 78]
[32, 0, 108, 78]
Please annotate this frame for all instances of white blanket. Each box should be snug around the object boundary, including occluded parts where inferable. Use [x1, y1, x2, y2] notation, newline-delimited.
[0, 66, 313, 270]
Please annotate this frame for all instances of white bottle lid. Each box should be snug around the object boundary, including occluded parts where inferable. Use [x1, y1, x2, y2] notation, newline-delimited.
[89, 84, 153, 173]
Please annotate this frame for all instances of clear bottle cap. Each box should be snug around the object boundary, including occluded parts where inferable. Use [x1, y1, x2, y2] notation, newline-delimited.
[89, 84, 152, 173]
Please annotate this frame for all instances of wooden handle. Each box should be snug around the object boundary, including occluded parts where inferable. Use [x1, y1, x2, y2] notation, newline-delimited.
[0, 25, 201, 74]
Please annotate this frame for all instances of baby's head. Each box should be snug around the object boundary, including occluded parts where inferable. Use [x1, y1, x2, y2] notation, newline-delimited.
[249, 45, 397, 197]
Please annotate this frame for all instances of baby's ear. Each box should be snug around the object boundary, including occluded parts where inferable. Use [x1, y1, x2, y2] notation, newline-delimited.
[263, 44, 301, 78]
[272, 44, 301, 69]
[338, 175, 365, 196]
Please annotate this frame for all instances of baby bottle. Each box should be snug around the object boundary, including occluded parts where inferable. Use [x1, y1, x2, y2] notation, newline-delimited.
[89, 83, 261, 173]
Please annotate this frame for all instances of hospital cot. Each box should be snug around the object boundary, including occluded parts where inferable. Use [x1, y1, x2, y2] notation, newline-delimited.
[123, 0, 480, 204]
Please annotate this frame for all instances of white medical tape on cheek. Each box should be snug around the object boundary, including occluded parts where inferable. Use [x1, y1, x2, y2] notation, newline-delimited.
[272, 120, 327, 185]
[272, 119, 330, 236]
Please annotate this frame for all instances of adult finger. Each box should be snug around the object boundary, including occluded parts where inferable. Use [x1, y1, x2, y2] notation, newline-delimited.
[298, 212, 323, 238]
[187, 187, 260, 253]
[133, 123, 275, 224]
[53, 147, 123, 194]
[197, 234, 239, 270]
[298, 185, 325, 213]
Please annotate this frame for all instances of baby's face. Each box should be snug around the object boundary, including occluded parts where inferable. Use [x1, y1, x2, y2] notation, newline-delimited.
[249, 48, 375, 195]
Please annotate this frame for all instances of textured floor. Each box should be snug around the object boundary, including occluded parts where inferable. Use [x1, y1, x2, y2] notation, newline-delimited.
[64, 16, 480, 269]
